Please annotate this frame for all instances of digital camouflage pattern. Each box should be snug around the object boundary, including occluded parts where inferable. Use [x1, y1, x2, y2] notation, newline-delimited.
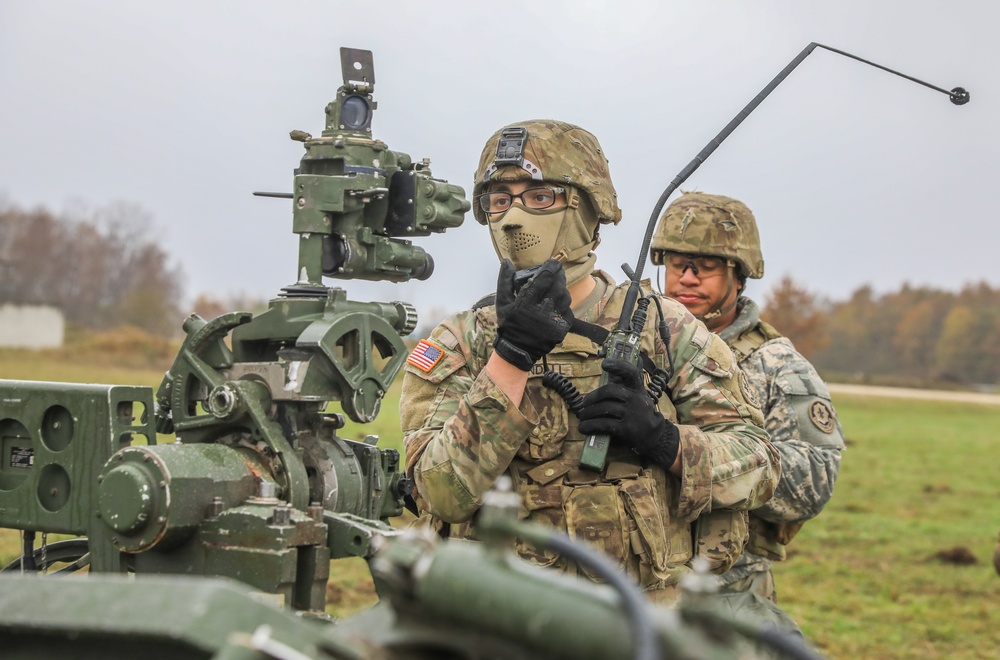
[650, 192, 765, 279]
[716, 297, 845, 596]
[400, 271, 781, 602]
[472, 119, 622, 226]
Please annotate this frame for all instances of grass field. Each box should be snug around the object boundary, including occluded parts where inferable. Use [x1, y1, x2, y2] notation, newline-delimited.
[774, 395, 1000, 659]
[1, 340, 998, 658]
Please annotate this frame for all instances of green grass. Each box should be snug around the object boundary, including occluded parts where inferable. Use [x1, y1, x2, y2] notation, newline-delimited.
[3, 344, 999, 656]
[0, 350, 167, 389]
[773, 394, 1000, 659]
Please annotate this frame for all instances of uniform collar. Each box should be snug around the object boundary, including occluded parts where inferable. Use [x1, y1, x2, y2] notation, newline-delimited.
[719, 296, 760, 343]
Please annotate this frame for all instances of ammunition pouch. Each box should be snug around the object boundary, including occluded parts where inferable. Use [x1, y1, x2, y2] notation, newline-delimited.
[508, 446, 744, 591]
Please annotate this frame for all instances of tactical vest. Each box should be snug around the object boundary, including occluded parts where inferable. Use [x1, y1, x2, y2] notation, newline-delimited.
[433, 279, 749, 600]
[726, 319, 802, 562]
[726, 318, 783, 363]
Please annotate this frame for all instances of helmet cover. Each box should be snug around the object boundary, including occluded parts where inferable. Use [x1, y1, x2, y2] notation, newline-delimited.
[650, 191, 764, 279]
[473, 119, 621, 226]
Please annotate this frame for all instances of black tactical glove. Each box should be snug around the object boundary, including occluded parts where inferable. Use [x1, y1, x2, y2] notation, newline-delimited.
[493, 259, 574, 371]
[576, 358, 680, 470]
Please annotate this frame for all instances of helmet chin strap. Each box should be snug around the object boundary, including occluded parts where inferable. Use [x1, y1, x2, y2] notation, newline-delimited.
[552, 234, 600, 286]
[552, 235, 600, 263]
[549, 190, 601, 286]
[697, 267, 740, 323]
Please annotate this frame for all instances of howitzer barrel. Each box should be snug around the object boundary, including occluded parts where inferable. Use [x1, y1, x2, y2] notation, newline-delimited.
[405, 540, 636, 657]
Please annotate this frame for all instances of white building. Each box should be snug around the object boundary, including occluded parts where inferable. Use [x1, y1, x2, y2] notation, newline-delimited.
[0, 304, 64, 349]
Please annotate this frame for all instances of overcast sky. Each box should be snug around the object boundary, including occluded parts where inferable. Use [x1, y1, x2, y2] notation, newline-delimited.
[1, 1, 995, 324]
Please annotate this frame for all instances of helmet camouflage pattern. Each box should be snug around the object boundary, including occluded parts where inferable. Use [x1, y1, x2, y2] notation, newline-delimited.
[472, 119, 622, 226]
[650, 191, 764, 279]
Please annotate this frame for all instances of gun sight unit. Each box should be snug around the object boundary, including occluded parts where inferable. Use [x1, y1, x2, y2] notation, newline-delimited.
[281, 47, 469, 287]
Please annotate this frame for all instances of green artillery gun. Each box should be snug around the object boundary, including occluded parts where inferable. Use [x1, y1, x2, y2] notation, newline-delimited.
[0, 48, 817, 660]
[0, 47, 465, 614]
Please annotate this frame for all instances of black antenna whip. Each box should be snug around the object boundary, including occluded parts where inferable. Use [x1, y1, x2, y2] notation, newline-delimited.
[576, 43, 967, 472]
[629, 41, 969, 285]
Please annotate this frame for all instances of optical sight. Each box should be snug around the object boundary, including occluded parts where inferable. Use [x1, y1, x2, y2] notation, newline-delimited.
[287, 47, 469, 286]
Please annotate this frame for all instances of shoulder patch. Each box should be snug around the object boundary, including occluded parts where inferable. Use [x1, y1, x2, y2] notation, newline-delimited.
[406, 339, 446, 373]
[808, 400, 836, 434]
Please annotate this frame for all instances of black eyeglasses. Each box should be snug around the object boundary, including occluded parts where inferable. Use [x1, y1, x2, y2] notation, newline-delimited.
[657, 251, 733, 279]
[477, 187, 566, 215]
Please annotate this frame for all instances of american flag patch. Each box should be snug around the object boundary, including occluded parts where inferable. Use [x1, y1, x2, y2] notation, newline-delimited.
[406, 339, 445, 372]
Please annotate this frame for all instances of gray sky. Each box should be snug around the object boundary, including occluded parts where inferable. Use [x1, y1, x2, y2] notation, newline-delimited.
[1, 1, 995, 323]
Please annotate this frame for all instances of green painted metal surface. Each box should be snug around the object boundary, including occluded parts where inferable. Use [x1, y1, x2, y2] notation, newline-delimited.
[0, 574, 363, 659]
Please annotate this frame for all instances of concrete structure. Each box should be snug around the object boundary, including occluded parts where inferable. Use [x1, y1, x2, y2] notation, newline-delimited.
[0, 304, 65, 349]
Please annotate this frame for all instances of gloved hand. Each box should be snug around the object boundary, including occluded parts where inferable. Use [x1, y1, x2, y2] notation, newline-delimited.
[493, 258, 573, 371]
[577, 358, 680, 470]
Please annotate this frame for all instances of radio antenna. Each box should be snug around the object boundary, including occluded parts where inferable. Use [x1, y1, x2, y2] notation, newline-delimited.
[629, 42, 969, 285]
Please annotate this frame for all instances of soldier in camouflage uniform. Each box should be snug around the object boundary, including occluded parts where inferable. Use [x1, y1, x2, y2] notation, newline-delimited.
[400, 120, 781, 603]
[651, 191, 846, 603]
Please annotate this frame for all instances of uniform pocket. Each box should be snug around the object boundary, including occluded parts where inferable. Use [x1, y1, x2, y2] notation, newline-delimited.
[619, 476, 670, 574]
[747, 516, 801, 561]
[564, 484, 629, 579]
[511, 472, 566, 568]
[518, 384, 570, 461]
[693, 509, 749, 573]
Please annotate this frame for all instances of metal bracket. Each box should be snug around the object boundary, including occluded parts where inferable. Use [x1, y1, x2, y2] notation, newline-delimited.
[483, 126, 542, 181]
[340, 47, 375, 92]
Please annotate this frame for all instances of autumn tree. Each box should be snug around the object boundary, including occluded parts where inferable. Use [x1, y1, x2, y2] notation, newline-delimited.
[759, 275, 829, 357]
[0, 201, 185, 335]
[889, 288, 954, 379]
[934, 306, 979, 381]
[807, 281, 1000, 385]
[812, 284, 897, 378]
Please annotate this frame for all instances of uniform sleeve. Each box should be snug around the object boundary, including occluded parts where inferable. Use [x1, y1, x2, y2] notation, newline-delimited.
[400, 318, 538, 524]
[741, 338, 845, 524]
[662, 304, 781, 523]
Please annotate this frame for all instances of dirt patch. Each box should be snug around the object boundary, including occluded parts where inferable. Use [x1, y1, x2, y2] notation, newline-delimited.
[931, 546, 978, 565]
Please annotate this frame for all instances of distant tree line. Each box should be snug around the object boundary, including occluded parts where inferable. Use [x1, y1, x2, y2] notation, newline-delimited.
[3, 198, 996, 384]
[0, 202, 185, 336]
[762, 276, 1000, 386]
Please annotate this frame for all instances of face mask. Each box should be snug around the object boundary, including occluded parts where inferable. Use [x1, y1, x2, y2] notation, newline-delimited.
[488, 197, 600, 286]
[489, 205, 564, 270]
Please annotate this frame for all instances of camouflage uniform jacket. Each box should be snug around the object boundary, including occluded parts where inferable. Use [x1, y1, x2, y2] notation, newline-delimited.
[401, 271, 780, 598]
[716, 297, 845, 588]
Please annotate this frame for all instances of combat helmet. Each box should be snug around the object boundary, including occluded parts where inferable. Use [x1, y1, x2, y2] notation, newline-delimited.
[472, 119, 622, 226]
[650, 192, 764, 279]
